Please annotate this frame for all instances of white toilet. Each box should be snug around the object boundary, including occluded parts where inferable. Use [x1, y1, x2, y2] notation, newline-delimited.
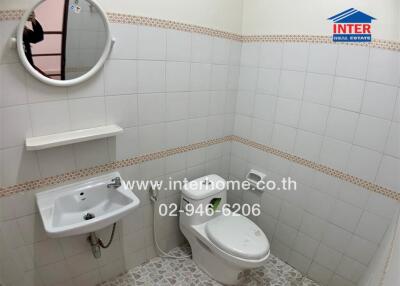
[179, 174, 270, 285]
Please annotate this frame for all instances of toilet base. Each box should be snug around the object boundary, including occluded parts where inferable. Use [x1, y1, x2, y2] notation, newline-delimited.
[181, 226, 246, 285]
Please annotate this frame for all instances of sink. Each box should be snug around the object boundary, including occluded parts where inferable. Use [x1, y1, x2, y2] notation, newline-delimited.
[36, 172, 140, 238]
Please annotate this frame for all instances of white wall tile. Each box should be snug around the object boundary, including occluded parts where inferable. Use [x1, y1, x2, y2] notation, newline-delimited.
[257, 68, 280, 95]
[240, 43, 260, 67]
[308, 262, 333, 285]
[294, 130, 323, 161]
[69, 97, 106, 129]
[298, 102, 329, 134]
[229, 41, 242, 66]
[165, 92, 189, 121]
[210, 64, 228, 91]
[238, 66, 257, 91]
[0, 63, 27, 107]
[137, 26, 166, 60]
[235, 90, 254, 116]
[209, 91, 226, 115]
[336, 256, 367, 283]
[190, 63, 211, 91]
[259, 43, 282, 69]
[307, 44, 338, 75]
[329, 200, 362, 232]
[166, 62, 190, 92]
[319, 137, 351, 170]
[30, 100, 70, 136]
[393, 89, 400, 122]
[278, 201, 304, 229]
[365, 192, 399, 219]
[278, 70, 305, 99]
[275, 97, 301, 127]
[274, 222, 298, 247]
[331, 77, 364, 112]
[313, 244, 342, 271]
[73, 139, 110, 169]
[104, 60, 137, 95]
[26, 75, 67, 103]
[346, 145, 381, 181]
[367, 48, 400, 85]
[166, 30, 191, 62]
[68, 70, 104, 99]
[253, 94, 277, 121]
[375, 155, 400, 191]
[105, 94, 138, 127]
[353, 114, 390, 152]
[325, 108, 358, 143]
[138, 93, 165, 125]
[271, 123, 297, 152]
[137, 60, 166, 93]
[355, 211, 389, 244]
[110, 127, 139, 160]
[165, 120, 187, 149]
[191, 33, 212, 63]
[288, 251, 312, 275]
[37, 146, 76, 177]
[336, 46, 369, 79]
[251, 118, 273, 144]
[303, 73, 334, 106]
[306, 188, 335, 220]
[138, 123, 165, 154]
[282, 43, 309, 71]
[1, 105, 31, 148]
[293, 232, 319, 259]
[300, 213, 326, 241]
[322, 223, 352, 253]
[110, 24, 137, 59]
[361, 82, 397, 120]
[233, 114, 252, 138]
[384, 122, 400, 158]
[212, 38, 230, 64]
[345, 235, 377, 266]
[188, 91, 210, 118]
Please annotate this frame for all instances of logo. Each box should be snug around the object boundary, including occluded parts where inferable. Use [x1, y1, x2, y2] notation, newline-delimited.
[328, 8, 376, 42]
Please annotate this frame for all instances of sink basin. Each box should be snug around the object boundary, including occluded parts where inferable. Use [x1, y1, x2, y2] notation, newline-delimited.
[36, 172, 140, 238]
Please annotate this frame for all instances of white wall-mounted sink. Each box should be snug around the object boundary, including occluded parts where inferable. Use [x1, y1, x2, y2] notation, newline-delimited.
[36, 172, 140, 238]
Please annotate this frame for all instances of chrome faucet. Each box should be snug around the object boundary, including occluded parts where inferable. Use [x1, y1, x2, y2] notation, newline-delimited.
[107, 177, 121, 189]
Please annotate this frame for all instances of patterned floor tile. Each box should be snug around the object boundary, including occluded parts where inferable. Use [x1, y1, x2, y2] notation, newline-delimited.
[99, 246, 320, 286]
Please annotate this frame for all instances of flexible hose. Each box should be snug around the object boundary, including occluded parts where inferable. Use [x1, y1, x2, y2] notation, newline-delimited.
[151, 195, 192, 259]
[98, 222, 117, 248]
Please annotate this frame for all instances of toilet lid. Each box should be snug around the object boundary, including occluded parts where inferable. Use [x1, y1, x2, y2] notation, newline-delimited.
[205, 214, 270, 260]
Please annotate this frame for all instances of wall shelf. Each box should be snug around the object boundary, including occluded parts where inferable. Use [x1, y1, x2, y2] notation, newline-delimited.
[26, 125, 123, 151]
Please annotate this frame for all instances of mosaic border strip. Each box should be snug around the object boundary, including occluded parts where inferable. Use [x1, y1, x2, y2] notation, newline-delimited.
[1, 9, 399, 51]
[230, 136, 400, 202]
[0, 136, 229, 198]
[0, 135, 399, 203]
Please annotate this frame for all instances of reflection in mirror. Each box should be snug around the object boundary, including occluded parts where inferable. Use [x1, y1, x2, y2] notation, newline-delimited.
[22, 0, 107, 80]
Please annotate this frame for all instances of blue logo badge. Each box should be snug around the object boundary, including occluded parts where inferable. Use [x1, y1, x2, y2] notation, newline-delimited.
[328, 8, 376, 42]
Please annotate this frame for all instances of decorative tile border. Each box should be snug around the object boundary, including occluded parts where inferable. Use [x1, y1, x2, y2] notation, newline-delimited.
[230, 135, 400, 202]
[1, 9, 399, 51]
[106, 12, 243, 41]
[1, 135, 399, 203]
[0, 136, 230, 198]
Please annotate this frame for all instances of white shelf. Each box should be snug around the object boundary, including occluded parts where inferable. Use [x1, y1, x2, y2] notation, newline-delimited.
[26, 125, 123, 151]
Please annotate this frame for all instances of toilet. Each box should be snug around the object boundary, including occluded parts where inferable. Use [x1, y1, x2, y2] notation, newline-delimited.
[179, 174, 270, 285]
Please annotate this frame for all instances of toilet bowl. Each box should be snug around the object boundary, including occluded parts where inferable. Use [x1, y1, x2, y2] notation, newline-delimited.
[179, 174, 270, 285]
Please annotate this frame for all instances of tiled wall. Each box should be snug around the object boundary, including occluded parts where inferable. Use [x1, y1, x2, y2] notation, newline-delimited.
[229, 42, 400, 286]
[0, 20, 240, 286]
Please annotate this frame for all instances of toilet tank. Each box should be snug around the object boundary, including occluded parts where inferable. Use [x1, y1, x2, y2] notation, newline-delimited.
[180, 174, 227, 226]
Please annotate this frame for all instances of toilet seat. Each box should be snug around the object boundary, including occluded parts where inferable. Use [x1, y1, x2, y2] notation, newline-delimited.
[205, 214, 269, 260]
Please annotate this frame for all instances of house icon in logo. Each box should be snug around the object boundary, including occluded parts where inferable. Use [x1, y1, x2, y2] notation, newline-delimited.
[328, 8, 376, 42]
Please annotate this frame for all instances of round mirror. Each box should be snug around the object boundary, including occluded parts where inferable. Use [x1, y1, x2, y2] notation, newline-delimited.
[16, 0, 112, 86]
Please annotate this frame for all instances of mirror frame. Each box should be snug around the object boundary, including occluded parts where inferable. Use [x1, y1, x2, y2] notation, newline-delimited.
[16, 0, 112, 87]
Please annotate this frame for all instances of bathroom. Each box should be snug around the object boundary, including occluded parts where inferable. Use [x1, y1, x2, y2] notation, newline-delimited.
[0, 0, 399, 285]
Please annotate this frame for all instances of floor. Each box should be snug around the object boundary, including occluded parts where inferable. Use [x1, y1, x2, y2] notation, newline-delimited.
[100, 246, 320, 286]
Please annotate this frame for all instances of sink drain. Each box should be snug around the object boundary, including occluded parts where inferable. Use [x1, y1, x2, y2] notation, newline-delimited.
[83, 213, 95, 220]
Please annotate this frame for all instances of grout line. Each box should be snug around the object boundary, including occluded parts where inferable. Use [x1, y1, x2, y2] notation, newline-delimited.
[1, 10, 399, 51]
[1, 135, 400, 204]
